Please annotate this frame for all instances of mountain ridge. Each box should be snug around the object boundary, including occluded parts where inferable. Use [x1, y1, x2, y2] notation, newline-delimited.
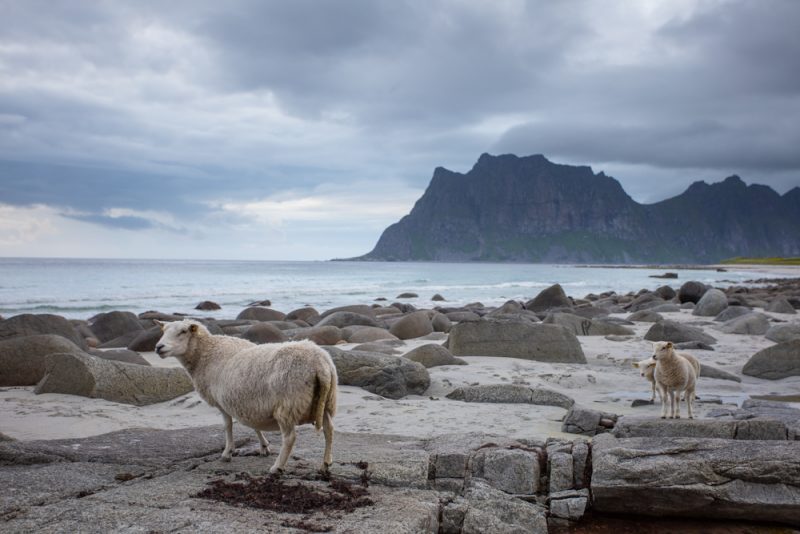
[353, 153, 800, 263]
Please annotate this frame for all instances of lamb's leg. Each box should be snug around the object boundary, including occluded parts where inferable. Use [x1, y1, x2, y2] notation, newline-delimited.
[271, 421, 296, 474]
[256, 431, 271, 456]
[322, 411, 334, 470]
[650, 381, 656, 403]
[687, 389, 695, 419]
[659, 385, 668, 418]
[220, 411, 234, 462]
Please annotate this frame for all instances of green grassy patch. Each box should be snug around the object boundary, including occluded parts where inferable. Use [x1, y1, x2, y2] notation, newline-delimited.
[721, 257, 800, 265]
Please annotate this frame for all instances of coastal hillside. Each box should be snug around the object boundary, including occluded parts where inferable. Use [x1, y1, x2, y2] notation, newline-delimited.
[355, 153, 800, 263]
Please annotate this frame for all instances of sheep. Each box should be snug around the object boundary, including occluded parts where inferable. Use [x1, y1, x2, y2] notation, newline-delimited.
[154, 319, 337, 473]
[652, 341, 697, 419]
[632, 357, 658, 402]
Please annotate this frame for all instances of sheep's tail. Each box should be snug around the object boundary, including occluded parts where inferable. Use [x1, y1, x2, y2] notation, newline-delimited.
[313, 366, 333, 432]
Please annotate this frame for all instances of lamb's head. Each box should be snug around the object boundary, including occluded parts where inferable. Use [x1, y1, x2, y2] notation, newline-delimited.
[651, 341, 675, 361]
[154, 320, 206, 360]
[633, 357, 656, 376]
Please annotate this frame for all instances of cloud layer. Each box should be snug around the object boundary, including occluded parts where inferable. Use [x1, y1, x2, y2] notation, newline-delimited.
[0, 0, 798, 258]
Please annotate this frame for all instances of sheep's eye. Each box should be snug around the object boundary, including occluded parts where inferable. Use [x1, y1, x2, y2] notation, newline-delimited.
[180, 329, 188, 335]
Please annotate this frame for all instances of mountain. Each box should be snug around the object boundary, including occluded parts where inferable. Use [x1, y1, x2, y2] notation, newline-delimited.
[354, 153, 800, 263]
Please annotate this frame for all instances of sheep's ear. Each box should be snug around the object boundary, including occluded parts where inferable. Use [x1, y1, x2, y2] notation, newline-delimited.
[631, 362, 638, 368]
[665, 341, 673, 348]
[154, 320, 166, 330]
[189, 323, 198, 334]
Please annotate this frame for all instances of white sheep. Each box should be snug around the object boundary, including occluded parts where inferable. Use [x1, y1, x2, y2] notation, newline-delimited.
[632, 357, 658, 402]
[155, 320, 337, 473]
[652, 341, 697, 419]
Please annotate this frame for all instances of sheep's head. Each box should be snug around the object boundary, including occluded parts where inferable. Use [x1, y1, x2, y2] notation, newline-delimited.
[154, 320, 204, 359]
[633, 357, 656, 376]
[651, 341, 674, 361]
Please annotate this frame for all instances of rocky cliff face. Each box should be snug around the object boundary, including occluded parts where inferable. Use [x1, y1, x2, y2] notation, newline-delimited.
[356, 153, 800, 263]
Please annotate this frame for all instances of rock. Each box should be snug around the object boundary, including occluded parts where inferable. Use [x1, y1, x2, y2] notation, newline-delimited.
[591, 434, 800, 525]
[316, 311, 379, 329]
[461, 479, 548, 534]
[766, 323, 800, 343]
[742, 339, 800, 379]
[549, 452, 574, 493]
[699, 364, 741, 382]
[235, 307, 286, 322]
[127, 326, 162, 352]
[294, 326, 343, 345]
[404, 344, 466, 368]
[569, 306, 609, 320]
[35, 352, 193, 406]
[627, 310, 663, 323]
[285, 306, 320, 324]
[471, 448, 540, 494]
[655, 285, 677, 300]
[89, 311, 144, 344]
[544, 312, 635, 336]
[432, 293, 446, 301]
[449, 319, 586, 363]
[0, 335, 85, 386]
[446, 311, 481, 323]
[625, 292, 665, 312]
[717, 313, 770, 335]
[549, 489, 589, 521]
[247, 299, 272, 307]
[674, 341, 714, 351]
[605, 335, 633, 342]
[89, 349, 150, 366]
[524, 283, 571, 312]
[396, 292, 418, 299]
[692, 288, 728, 316]
[572, 441, 590, 489]
[446, 384, 573, 409]
[431, 312, 453, 333]
[766, 298, 797, 314]
[678, 281, 707, 304]
[562, 405, 615, 436]
[194, 301, 221, 311]
[612, 417, 741, 439]
[713, 306, 752, 322]
[319, 305, 377, 320]
[644, 320, 717, 344]
[389, 311, 434, 340]
[323, 347, 430, 399]
[138, 311, 184, 322]
[649, 303, 681, 313]
[650, 272, 678, 279]
[351, 342, 401, 355]
[98, 331, 141, 349]
[242, 323, 287, 344]
[0, 313, 87, 350]
[346, 326, 398, 344]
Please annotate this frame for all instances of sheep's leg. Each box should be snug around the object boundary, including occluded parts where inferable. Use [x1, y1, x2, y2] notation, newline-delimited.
[650, 381, 656, 403]
[659, 385, 668, 418]
[220, 411, 234, 462]
[271, 421, 296, 474]
[687, 389, 695, 419]
[674, 389, 682, 418]
[322, 411, 334, 470]
[256, 431, 272, 456]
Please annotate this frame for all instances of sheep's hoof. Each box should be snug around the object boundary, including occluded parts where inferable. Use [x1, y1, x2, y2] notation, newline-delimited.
[220, 455, 232, 463]
[269, 466, 284, 475]
[260, 448, 271, 457]
[675, 415, 681, 419]
[660, 416, 666, 419]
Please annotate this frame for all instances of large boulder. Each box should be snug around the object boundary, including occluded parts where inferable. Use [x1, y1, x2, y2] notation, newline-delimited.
[404, 344, 466, 368]
[524, 284, 571, 312]
[449, 319, 586, 363]
[626, 310, 664, 323]
[543, 312, 635, 336]
[766, 323, 800, 343]
[655, 285, 677, 300]
[713, 306, 752, 322]
[89, 311, 144, 344]
[346, 326, 398, 344]
[316, 311, 379, 329]
[692, 288, 728, 317]
[766, 298, 797, 315]
[716, 313, 770, 335]
[459, 480, 548, 534]
[742, 340, 800, 380]
[318, 305, 376, 320]
[446, 311, 481, 323]
[235, 307, 286, 322]
[677, 281, 707, 304]
[591, 434, 800, 526]
[285, 307, 320, 324]
[35, 352, 193, 405]
[389, 311, 434, 340]
[430, 312, 452, 333]
[0, 335, 85, 386]
[89, 349, 151, 366]
[0, 314, 87, 350]
[242, 323, 287, 344]
[194, 301, 221, 311]
[625, 292, 665, 313]
[323, 347, 430, 399]
[286, 326, 343, 346]
[446, 384, 573, 409]
[643, 320, 717, 345]
[127, 326, 162, 352]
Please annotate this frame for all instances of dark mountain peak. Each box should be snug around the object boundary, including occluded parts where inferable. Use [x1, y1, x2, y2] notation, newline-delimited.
[356, 153, 800, 263]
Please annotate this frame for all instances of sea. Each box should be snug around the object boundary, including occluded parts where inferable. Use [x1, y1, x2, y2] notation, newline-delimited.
[0, 258, 772, 320]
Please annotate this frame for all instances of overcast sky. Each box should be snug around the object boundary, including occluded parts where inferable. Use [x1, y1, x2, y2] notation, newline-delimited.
[1, 0, 798, 260]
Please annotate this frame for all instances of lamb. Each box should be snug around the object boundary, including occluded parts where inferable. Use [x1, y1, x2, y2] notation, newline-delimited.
[155, 319, 337, 473]
[652, 341, 697, 419]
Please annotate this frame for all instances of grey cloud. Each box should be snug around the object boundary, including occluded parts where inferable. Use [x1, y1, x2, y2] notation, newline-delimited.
[65, 213, 154, 230]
